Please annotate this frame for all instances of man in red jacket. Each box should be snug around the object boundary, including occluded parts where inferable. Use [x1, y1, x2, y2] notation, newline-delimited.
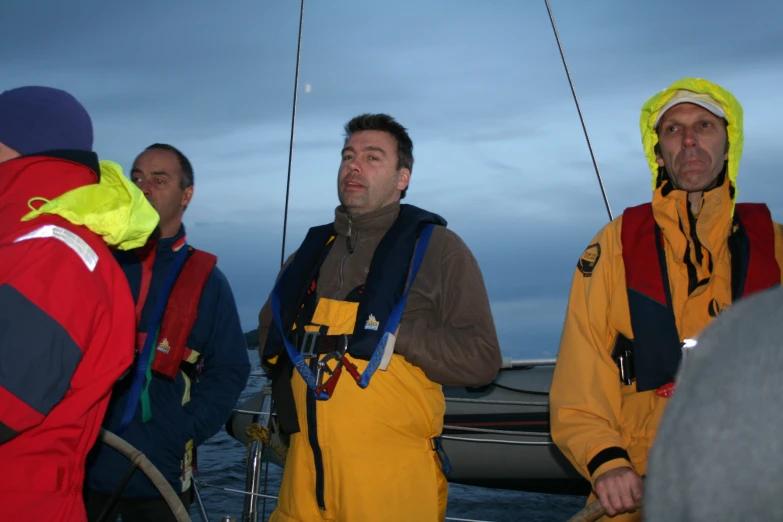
[0, 86, 157, 521]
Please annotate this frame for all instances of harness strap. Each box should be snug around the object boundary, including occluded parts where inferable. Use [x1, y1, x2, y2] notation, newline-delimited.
[270, 224, 435, 400]
[118, 244, 190, 434]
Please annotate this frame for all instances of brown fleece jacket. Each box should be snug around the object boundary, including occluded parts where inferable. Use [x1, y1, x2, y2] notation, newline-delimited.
[257, 201, 502, 387]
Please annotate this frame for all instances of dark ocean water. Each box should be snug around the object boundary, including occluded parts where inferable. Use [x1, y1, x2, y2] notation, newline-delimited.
[189, 353, 587, 521]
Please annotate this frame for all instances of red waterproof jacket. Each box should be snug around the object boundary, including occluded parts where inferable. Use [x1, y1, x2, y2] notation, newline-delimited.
[0, 153, 136, 521]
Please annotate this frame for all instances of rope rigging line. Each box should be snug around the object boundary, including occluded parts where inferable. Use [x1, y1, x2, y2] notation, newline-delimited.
[280, 0, 306, 268]
[440, 434, 553, 446]
[194, 479, 279, 501]
[232, 409, 274, 417]
[444, 425, 551, 438]
[544, 0, 613, 222]
[446, 517, 501, 522]
[446, 397, 548, 407]
[490, 381, 550, 396]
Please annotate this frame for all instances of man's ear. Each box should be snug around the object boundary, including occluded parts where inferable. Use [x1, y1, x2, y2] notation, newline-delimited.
[396, 168, 411, 192]
[655, 141, 664, 167]
[182, 186, 194, 208]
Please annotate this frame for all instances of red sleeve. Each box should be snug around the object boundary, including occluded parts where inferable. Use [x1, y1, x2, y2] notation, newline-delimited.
[0, 225, 135, 442]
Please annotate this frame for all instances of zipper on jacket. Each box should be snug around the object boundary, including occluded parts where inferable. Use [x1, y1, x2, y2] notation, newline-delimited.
[334, 217, 359, 299]
[306, 358, 326, 510]
[346, 214, 358, 253]
[680, 213, 711, 295]
[687, 207, 704, 265]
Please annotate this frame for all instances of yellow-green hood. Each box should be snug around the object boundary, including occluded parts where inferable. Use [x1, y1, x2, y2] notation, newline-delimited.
[21, 160, 159, 250]
[639, 78, 744, 206]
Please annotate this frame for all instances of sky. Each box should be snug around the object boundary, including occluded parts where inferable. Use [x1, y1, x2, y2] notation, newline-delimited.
[3, 0, 782, 359]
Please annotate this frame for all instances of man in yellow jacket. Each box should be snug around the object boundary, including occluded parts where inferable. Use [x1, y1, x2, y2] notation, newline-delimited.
[550, 77, 783, 520]
[257, 113, 502, 521]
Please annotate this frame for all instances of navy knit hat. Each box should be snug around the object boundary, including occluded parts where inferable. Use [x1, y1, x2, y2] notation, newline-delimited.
[0, 86, 93, 156]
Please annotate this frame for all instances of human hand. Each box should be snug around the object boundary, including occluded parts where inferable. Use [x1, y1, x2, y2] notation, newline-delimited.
[593, 466, 642, 517]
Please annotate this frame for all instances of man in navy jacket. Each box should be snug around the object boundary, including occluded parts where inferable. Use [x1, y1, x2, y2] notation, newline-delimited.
[84, 143, 250, 522]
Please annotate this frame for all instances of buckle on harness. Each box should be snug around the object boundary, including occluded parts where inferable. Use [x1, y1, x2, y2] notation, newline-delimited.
[299, 332, 351, 359]
[312, 336, 362, 396]
[300, 332, 320, 358]
[315, 351, 344, 396]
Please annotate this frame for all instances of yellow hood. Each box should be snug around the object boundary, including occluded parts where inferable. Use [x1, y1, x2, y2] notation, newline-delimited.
[21, 160, 159, 250]
[639, 78, 744, 207]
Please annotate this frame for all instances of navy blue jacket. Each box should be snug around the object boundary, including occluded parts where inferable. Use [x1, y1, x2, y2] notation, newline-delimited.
[85, 226, 250, 498]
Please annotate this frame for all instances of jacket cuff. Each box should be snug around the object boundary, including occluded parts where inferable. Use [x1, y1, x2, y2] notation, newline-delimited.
[588, 446, 632, 479]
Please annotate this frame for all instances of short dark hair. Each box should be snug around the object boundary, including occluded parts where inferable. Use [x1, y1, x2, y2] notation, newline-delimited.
[344, 113, 413, 199]
[145, 143, 194, 189]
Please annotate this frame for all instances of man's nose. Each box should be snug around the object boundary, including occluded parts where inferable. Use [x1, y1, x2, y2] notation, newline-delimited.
[137, 179, 153, 196]
[682, 128, 698, 148]
[347, 158, 361, 172]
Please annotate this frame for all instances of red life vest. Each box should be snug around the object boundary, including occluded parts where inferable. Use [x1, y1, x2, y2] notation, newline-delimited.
[134, 244, 217, 380]
[620, 202, 780, 393]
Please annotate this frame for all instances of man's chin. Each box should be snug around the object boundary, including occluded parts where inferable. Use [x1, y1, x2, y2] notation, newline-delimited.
[674, 181, 720, 194]
[339, 194, 364, 208]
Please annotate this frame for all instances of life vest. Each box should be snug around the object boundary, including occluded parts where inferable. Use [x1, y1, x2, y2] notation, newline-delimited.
[262, 205, 445, 429]
[619, 202, 780, 393]
[135, 244, 217, 380]
[263, 204, 446, 364]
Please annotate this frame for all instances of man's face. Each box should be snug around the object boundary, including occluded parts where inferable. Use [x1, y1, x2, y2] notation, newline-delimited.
[130, 148, 193, 227]
[337, 130, 410, 215]
[0, 141, 20, 164]
[655, 103, 729, 193]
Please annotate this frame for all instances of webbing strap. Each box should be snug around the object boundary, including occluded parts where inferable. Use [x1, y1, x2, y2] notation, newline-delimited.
[118, 245, 190, 433]
[271, 224, 435, 400]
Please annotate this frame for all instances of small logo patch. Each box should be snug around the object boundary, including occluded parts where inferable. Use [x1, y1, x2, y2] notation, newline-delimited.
[364, 314, 380, 331]
[577, 243, 601, 277]
[157, 338, 171, 354]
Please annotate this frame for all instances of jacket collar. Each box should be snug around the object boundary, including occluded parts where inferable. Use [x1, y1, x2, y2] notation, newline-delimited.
[333, 201, 401, 236]
[652, 175, 733, 262]
[154, 224, 187, 254]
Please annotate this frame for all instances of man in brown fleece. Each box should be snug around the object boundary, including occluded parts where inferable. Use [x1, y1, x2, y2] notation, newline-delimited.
[256, 113, 502, 522]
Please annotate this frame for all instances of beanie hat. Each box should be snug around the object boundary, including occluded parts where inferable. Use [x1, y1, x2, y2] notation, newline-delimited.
[0, 86, 94, 156]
